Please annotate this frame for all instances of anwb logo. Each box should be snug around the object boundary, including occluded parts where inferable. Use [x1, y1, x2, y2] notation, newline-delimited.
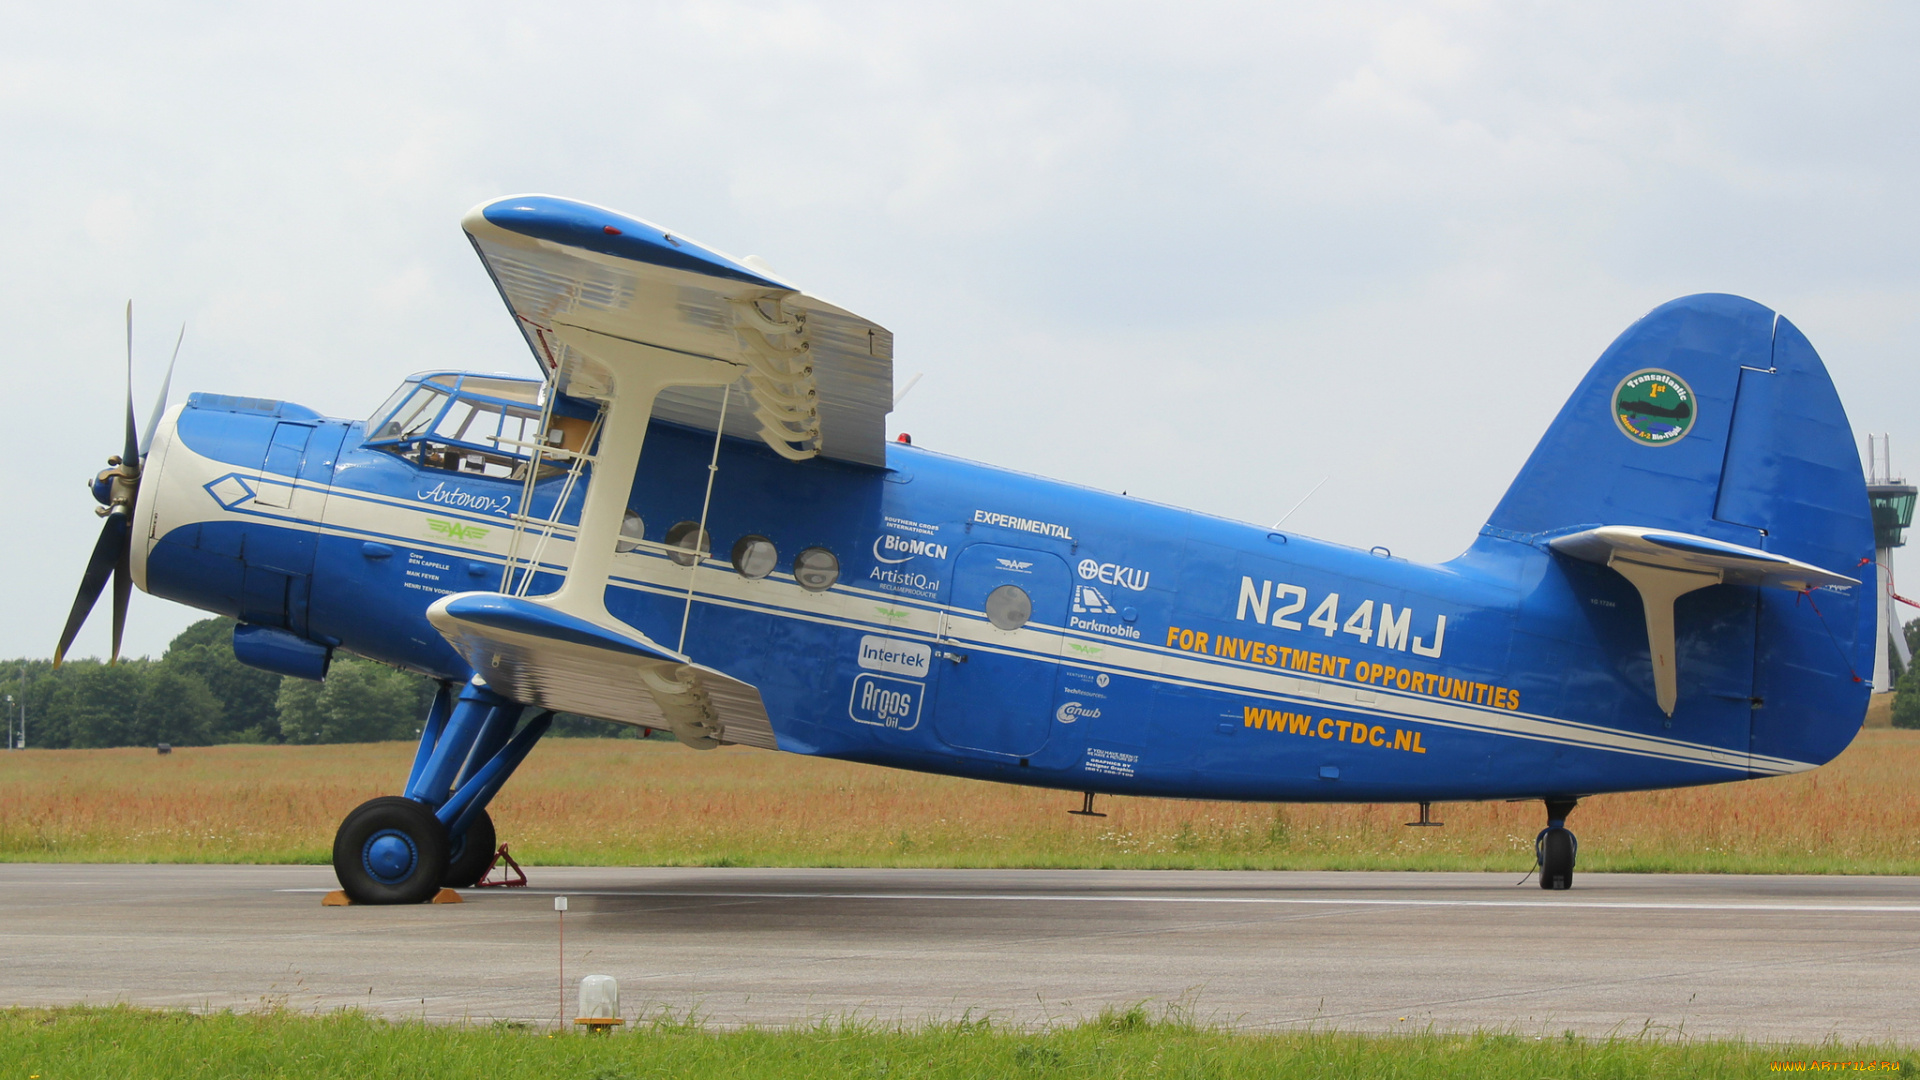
[849, 674, 924, 731]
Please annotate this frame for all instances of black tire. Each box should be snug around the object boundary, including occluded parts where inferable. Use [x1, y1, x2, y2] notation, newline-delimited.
[441, 808, 497, 888]
[1539, 827, 1576, 891]
[332, 796, 450, 905]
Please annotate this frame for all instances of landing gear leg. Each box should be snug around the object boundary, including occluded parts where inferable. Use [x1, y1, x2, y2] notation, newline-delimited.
[1535, 798, 1579, 891]
[330, 678, 552, 903]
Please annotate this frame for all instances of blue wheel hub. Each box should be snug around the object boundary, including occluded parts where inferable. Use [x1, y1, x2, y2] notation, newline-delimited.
[363, 829, 419, 884]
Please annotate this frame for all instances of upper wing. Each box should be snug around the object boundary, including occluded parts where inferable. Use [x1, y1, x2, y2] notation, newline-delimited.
[463, 194, 894, 466]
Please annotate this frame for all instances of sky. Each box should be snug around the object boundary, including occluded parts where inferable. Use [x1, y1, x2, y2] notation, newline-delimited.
[4, 1, 1918, 660]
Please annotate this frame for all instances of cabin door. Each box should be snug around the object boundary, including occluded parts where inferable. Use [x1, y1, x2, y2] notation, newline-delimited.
[932, 544, 1070, 759]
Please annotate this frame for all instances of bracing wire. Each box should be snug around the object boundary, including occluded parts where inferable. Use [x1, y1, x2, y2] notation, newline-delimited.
[678, 380, 732, 654]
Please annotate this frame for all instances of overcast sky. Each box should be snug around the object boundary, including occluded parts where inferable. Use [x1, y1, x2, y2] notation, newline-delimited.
[6, 1, 1918, 660]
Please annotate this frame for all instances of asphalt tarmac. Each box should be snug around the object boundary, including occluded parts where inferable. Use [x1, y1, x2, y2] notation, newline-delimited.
[2, 864, 1915, 1042]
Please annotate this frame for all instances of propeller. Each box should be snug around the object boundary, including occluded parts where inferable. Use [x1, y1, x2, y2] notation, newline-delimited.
[53, 303, 184, 667]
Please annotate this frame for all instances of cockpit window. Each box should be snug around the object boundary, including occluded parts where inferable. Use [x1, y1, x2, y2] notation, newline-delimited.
[379, 386, 448, 441]
[363, 372, 577, 480]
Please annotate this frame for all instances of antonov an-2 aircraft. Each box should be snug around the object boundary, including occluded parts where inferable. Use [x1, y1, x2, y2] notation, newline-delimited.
[59, 195, 1872, 902]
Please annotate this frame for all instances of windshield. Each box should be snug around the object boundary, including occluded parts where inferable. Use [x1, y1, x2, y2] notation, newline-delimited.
[363, 372, 571, 481]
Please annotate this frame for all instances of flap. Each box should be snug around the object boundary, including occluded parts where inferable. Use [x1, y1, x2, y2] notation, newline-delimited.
[427, 592, 777, 750]
[464, 194, 893, 466]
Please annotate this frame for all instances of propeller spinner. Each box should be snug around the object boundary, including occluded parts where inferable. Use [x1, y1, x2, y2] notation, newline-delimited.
[54, 303, 183, 667]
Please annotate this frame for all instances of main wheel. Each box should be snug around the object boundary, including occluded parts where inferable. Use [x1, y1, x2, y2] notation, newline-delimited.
[1538, 827, 1576, 891]
[442, 808, 497, 888]
[332, 796, 450, 904]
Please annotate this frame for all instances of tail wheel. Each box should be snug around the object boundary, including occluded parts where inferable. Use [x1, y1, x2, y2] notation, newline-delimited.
[332, 796, 450, 904]
[1538, 827, 1577, 891]
[442, 808, 497, 889]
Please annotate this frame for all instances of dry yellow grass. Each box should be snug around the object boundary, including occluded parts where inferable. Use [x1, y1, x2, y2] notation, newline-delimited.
[4, 730, 1920, 873]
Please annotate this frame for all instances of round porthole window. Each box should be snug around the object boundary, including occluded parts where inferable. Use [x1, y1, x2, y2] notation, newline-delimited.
[664, 521, 710, 567]
[985, 584, 1032, 631]
[615, 510, 646, 553]
[731, 535, 778, 580]
[793, 547, 839, 592]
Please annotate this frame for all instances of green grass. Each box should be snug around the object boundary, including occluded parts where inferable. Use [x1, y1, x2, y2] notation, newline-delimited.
[10, 731, 1920, 874]
[0, 1006, 1910, 1080]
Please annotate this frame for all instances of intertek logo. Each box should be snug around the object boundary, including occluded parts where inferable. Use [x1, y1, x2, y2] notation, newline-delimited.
[857, 634, 931, 677]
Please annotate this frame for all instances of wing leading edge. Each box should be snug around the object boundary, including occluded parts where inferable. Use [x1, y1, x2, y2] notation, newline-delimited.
[464, 194, 893, 467]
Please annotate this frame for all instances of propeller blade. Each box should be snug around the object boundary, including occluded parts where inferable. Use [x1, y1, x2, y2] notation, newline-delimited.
[122, 301, 139, 468]
[53, 513, 132, 668]
[139, 323, 184, 456]
[110, 532, 132, 663]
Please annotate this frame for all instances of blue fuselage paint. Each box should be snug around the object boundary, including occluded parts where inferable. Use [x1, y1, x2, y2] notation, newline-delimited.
[139, 386, 1870, 806]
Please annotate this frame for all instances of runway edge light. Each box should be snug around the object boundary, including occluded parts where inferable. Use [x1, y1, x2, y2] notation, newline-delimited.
[576, 975, 623, 1033]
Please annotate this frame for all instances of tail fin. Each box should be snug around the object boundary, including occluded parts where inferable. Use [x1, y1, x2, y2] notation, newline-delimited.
[1490, 294, 1872, 766]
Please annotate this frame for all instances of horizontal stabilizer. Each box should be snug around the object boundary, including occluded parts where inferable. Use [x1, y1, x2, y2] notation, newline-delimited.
[427, 592, 777, 750]
[1549, 527, 1859, 592]
[1550, 526, 1859, 716]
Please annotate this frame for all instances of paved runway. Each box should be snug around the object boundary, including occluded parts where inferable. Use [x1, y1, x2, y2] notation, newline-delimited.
[2, 864, 1916, 1041]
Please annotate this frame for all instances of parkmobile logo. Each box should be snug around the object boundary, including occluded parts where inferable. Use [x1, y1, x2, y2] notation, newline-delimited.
[1055, 701, 1102, 723]
[1077, 558, 1150, 592]
[873, 534, 950, 564]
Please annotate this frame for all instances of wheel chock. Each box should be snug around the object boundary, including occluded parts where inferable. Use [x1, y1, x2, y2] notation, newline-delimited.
[321, 888, 464, 906]
[472, 843, 529, 888]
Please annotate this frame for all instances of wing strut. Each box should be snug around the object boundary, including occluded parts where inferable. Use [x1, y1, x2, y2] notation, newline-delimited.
[428, 319, 776, 750]
[679, 381, 729, 653]
[540, 319, 740, 626]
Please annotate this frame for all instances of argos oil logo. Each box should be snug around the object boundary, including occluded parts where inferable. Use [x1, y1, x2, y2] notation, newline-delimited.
[850, 674, 924, 730]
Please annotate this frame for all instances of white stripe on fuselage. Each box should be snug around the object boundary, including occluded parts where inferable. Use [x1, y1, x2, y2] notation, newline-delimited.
[147, 431, 1812, 778]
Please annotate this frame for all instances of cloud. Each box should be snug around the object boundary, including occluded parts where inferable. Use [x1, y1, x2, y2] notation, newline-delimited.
[6, 0, 1920, 658]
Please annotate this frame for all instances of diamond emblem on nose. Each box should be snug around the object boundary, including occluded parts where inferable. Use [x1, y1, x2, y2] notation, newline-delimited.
[204, 474, 256, 510]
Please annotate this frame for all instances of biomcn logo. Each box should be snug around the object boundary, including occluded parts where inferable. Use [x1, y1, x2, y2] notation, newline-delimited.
[1613, 369, 1695, 446]
[873, 534, 949, 565]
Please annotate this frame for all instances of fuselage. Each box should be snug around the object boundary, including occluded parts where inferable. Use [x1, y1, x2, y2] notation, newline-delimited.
[130, 383, 1862, 804]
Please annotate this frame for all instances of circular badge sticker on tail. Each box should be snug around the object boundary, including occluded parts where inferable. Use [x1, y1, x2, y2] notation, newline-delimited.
[1613, 369, 1695, 446]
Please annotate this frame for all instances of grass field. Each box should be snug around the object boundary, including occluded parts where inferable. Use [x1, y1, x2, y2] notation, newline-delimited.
[3, 729, 1920, 873]
[0, 1006, 1909, 1080]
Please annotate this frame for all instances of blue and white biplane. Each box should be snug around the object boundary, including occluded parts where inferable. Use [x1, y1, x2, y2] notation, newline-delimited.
[60, 195, 1872, 901]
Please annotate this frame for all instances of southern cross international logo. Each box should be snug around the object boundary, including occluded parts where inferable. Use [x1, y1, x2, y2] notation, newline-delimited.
[1613, 369, 1695, 446]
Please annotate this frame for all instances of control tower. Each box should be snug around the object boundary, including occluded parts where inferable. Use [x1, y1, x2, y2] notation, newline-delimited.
[1866, 434, 1917, 691]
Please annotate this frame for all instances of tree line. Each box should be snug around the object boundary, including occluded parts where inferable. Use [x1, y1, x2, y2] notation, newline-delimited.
[4, 615, 1917, 749]
[0, 617, 636, 748]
